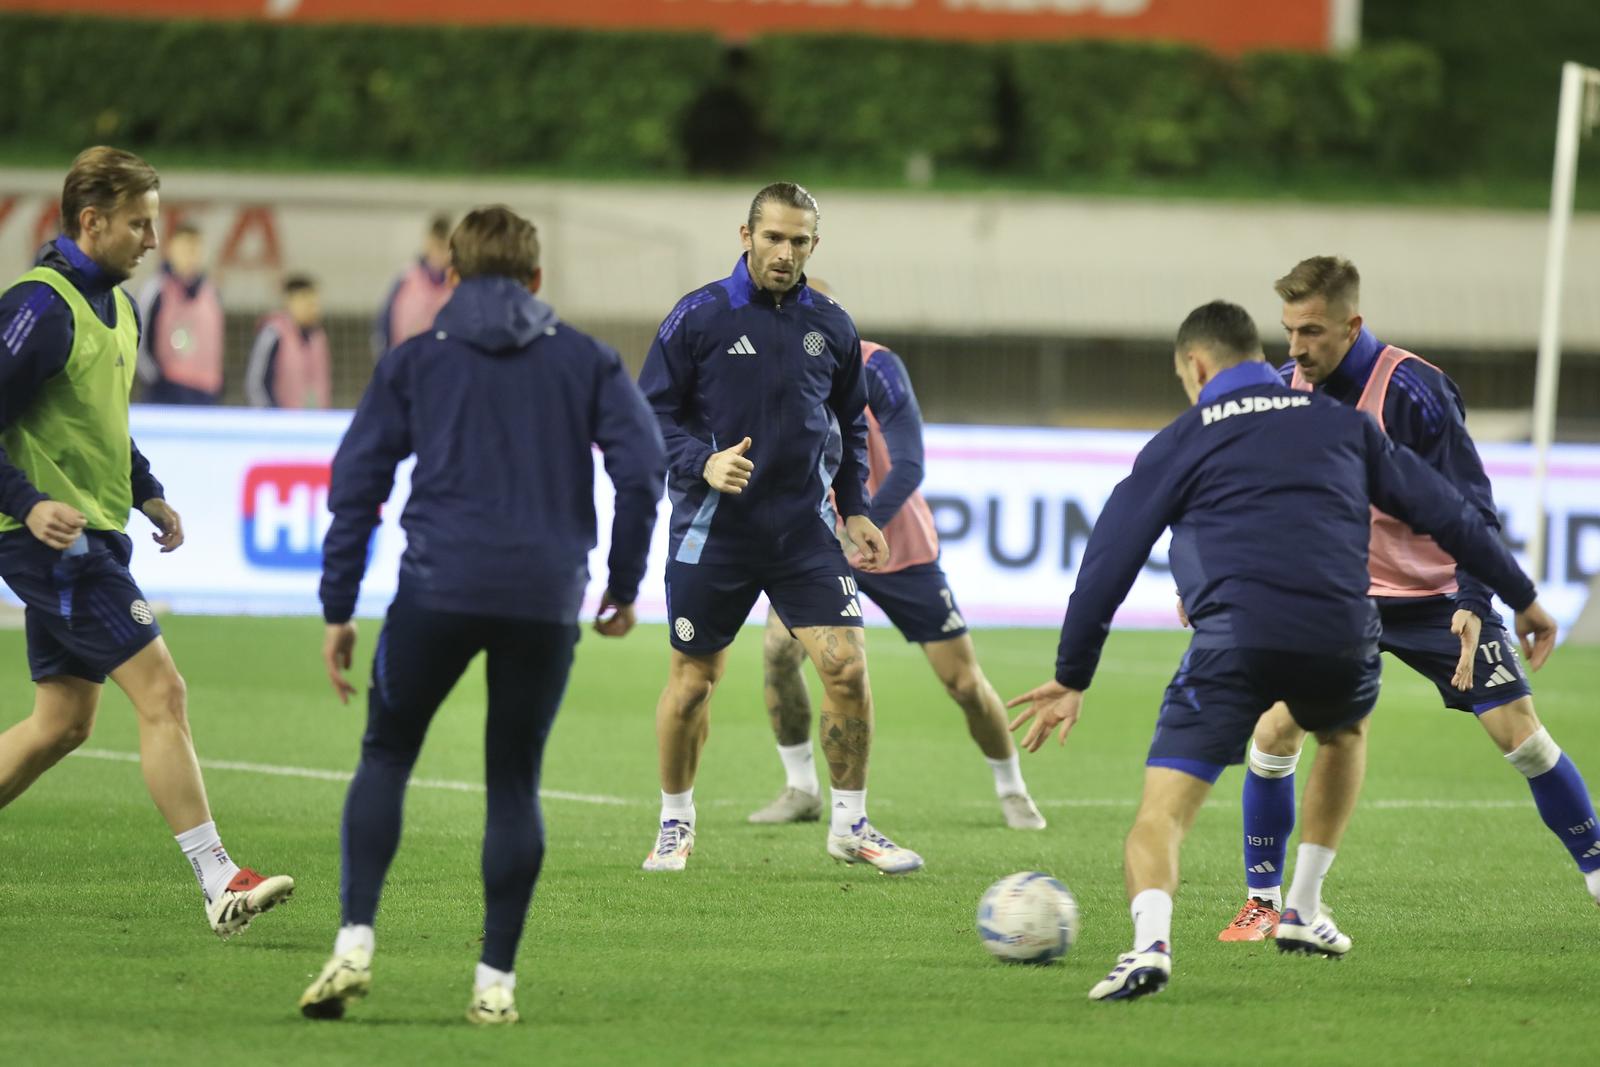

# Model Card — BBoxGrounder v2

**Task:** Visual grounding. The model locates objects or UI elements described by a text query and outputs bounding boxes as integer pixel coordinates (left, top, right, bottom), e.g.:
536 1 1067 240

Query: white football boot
207 868 295 939
467 981 519 1025
299 947 372 1020
826 819 923 874
747 787 823 824
1088 941 1171 1002
1000 794 1047 830
641 819 695 872
1274 907 1351 957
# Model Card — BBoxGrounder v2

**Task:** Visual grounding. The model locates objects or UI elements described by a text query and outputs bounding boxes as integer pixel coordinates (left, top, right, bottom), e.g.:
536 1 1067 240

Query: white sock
1585 868 1600 904
660 789 695 827
335 924 374 957
985 752 1027 798
777 741 820 796
829 787 866 836
1252 886 1284 909
1130 889 1173 952
1285 843 1337 919
175 820 240 904
475 962 515 991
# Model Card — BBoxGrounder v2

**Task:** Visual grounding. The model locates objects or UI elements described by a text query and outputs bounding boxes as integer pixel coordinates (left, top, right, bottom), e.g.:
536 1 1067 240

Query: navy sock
1243 767 1295 895
1527 754 1600 873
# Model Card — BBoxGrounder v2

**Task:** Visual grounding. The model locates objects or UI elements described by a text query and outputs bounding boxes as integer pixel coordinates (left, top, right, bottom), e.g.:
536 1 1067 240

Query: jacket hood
433 275 558 354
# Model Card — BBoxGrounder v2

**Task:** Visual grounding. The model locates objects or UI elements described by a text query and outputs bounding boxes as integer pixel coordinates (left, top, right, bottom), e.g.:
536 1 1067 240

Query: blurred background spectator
245 273 330 410
135 220 224 405
371 212 453 361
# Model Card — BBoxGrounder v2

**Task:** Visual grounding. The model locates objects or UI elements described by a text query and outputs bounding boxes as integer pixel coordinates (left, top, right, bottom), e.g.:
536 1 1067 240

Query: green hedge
0 15 721 172
1365 0 1600 178
1011 39 1443 179
746 35 1002 170
0 13 1447 182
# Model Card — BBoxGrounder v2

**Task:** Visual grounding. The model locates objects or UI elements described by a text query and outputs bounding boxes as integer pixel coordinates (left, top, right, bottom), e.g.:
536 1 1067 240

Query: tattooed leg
762 608 813 747
794 626 872 790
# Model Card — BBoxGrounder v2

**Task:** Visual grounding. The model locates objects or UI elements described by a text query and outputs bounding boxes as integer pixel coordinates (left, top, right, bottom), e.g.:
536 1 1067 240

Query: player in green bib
0 147 293 936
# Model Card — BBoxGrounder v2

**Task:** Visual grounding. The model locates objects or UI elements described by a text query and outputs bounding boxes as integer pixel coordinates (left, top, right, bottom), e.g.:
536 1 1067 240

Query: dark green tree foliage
746 35 1001 170
0 13 1461 182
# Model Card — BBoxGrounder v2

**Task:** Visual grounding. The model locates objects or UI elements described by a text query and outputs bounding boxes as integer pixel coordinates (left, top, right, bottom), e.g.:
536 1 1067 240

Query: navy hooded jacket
320 275 666 625
637 256 870 565
1054 360 1536 691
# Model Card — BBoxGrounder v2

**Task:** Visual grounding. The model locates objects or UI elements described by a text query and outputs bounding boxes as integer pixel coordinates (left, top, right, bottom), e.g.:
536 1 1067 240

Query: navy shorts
1147 645 1381 782
854 560 969 644
0 531 161 684
1378 598 1531 713
665 529 862 655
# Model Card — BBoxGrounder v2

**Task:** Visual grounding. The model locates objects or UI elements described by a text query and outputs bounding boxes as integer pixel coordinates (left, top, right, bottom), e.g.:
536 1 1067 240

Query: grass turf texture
1 616 1595 1065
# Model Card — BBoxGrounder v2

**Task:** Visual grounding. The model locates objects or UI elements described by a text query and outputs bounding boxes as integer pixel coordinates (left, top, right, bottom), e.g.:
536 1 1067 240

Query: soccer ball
976 871 1079 964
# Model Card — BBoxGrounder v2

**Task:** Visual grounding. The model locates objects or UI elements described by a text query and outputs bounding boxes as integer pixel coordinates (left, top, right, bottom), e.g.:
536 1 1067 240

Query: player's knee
1253 703 1304 755
41 715 93 756
139 670 190 727
762 628 805 675
816 656 868 706
663 668 717 719
940 665 986 711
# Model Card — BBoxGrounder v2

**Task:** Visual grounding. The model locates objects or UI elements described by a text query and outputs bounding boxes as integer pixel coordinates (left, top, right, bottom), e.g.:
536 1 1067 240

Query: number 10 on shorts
838 575 862 617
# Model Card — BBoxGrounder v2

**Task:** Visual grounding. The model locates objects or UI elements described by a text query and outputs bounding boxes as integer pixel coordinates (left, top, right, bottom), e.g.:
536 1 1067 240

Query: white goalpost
1531 61 1600 583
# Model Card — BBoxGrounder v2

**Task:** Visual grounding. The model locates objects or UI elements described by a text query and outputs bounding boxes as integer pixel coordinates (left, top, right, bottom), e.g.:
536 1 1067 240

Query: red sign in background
6 1 1335 55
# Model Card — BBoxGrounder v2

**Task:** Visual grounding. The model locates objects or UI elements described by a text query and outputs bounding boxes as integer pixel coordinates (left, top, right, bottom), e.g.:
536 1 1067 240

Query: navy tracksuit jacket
320 275 666 623
637 256 870 565
1054 360 1536 691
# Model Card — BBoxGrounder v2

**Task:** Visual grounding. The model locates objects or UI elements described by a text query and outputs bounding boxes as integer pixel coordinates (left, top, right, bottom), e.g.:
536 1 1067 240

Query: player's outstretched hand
323 621 359 704
141 498 185 553
594 591 636 637
1449 608 1482 691
1176 595 1190 628
1005 680 1084 753
24 500 85 551
703 437 754 494
844 515 890 572
1515 600 1558 672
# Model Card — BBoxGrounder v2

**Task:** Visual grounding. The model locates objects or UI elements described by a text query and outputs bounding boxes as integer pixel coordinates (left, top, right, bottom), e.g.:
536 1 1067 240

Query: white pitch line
68 749 1552 813
69 748 630 806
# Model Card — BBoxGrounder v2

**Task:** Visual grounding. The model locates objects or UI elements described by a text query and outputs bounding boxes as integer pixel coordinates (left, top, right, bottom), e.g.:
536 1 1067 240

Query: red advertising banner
6 1 1340 55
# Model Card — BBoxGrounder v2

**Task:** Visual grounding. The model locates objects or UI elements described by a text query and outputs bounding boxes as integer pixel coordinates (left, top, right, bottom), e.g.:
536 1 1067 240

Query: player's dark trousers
339 589 578 971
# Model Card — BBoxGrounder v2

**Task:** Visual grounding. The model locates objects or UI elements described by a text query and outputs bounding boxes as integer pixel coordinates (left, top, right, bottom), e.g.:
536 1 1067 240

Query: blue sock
1526 754 1600 873
1242 760 1295 899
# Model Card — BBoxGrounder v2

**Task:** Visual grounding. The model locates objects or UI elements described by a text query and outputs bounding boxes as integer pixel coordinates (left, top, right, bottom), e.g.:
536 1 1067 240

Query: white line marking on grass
71 749 1548 813
68 748 630 806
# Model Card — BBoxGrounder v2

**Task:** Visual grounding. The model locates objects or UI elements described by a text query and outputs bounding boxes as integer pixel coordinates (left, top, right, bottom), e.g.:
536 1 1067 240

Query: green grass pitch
1 616 1596 1065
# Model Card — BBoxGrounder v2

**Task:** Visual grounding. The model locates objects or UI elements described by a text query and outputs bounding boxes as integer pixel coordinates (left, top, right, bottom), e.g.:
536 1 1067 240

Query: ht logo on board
241 463 334 568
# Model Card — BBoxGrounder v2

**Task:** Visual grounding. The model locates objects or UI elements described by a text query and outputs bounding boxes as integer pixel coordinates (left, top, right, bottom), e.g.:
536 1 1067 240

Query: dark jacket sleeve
371 275 401 359
320 350 413 623
0 281 72 523
1055 430 1181 690
638 307 715 484
863 348 925 530
591 344 666 605
244 324 281 408
828 331 871 520
124 299 163 509
135 277 165 387
1363 419 1535 612
129 439 164 510
1382 362 1501 617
